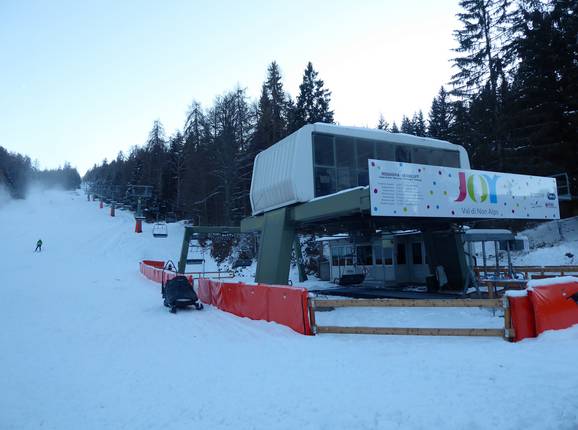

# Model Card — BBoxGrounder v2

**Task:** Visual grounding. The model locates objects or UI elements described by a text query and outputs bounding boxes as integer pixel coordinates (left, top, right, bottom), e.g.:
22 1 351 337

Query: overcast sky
0 0 461 174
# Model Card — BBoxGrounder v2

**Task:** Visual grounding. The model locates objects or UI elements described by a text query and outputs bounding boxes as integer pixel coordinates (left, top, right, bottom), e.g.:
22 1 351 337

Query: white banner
369 159 560 220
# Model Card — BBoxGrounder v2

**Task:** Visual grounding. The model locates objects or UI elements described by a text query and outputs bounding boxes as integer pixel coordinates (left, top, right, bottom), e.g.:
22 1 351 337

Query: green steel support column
255 207 295 285
293 236 308 283
177 227 193 273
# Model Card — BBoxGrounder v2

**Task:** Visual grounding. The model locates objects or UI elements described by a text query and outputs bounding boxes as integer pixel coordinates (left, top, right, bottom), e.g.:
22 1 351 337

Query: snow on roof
463 229 515 241
527 276 578 289
315 234 349 242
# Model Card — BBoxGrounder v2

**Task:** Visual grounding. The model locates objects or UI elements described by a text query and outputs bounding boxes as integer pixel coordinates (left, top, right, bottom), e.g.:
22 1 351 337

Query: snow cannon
161 262 203 314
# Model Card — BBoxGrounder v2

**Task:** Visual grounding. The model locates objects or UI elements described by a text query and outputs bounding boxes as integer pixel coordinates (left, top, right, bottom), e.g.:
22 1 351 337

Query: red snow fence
140 260 191 284
528 277 578 336
140 261 311 335
507 276 578 341
197 279 312 335
507 294 536 342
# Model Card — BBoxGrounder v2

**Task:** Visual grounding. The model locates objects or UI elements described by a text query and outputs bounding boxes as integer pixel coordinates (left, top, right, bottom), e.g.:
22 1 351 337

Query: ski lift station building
250 123 470 215
241 123 558 288
244 123 474 287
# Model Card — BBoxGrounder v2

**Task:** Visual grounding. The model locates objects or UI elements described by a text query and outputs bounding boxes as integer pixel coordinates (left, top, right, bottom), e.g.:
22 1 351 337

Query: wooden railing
474 266 578 279
308 297 513 340
473 266 578 298
183 270 235 279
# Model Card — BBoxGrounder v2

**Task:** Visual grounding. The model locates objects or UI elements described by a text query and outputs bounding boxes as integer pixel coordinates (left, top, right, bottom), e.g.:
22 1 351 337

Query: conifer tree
428 87 452 140
400 115 414 134
376 114 389 131
412 111 427 136
265 61 288 143
291 62 334 131
451 0 515 169
451 0 514 98
507 0 578 182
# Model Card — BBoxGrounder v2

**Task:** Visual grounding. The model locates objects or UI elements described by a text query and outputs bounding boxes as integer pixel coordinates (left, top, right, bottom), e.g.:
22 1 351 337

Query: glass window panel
331 247 340 266
395 146 412 163
357 170 369 187
412 242 423 265
336 167 356 191
433 149 461 168
313 134 335 166
373 246 383 265
344 246 354 266
335 136 356 167
314 167 336 197
334 136 356 191
356 246 373 266
383 247 393 265
356 140 375 169
376 143 395 161
411 147 460 168
397 243 406 265
411 147 431 165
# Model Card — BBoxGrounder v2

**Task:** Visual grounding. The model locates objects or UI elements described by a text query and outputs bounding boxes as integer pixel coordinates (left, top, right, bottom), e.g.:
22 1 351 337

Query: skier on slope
34 239 43 252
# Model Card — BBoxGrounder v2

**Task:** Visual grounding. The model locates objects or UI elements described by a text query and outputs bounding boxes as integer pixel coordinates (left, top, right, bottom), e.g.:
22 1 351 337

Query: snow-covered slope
1 189 577 430
512 217 578 266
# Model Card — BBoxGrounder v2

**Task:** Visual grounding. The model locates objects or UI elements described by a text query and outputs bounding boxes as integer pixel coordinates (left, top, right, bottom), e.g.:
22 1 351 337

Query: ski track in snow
1 189 577 430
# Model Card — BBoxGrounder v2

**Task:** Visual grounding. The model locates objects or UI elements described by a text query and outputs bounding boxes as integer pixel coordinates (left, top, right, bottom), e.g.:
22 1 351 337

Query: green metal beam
185 225 241 234
255 207 295 285
292 187 371 223
240 215 264 233
177 227 194 273
241 188 373 284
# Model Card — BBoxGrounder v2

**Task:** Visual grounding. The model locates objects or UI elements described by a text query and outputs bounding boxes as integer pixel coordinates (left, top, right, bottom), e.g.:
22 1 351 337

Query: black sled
161 270 203 314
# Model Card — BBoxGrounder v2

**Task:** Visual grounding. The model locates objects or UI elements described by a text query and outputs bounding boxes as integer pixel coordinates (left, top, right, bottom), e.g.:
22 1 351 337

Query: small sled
161 269 203 314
